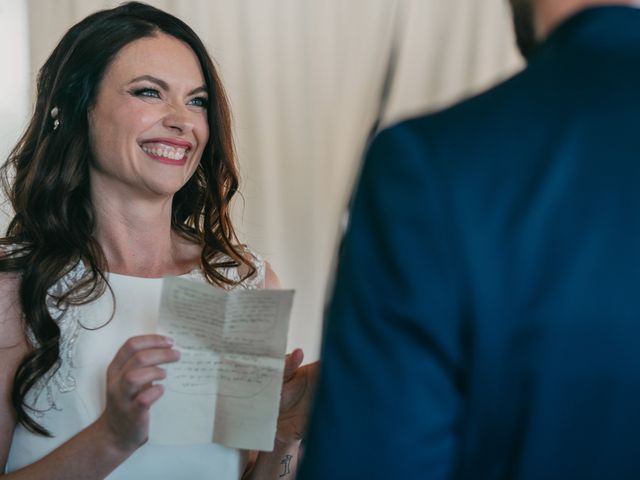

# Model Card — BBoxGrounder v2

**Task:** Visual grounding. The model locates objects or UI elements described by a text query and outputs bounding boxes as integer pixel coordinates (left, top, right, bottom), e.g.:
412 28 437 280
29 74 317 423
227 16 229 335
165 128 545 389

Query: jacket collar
530 5 640 60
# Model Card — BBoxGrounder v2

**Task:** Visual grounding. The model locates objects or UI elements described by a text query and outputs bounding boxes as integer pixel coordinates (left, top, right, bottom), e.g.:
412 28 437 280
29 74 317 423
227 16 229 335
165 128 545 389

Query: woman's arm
0 272 179 479
2 421 134 479
243 438 302 480
0 273 30 472
2 334 179 479
244 350 317 480
242 264 319 479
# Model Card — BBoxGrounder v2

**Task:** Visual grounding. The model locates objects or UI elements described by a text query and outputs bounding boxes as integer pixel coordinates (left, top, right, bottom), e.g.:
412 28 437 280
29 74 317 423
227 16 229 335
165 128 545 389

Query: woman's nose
162 104 193 134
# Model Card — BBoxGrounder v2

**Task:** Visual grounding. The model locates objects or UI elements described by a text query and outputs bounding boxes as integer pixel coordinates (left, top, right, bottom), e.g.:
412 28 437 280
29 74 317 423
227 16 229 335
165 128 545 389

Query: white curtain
6 0 523 360
386 0 522 123
0 0 30 225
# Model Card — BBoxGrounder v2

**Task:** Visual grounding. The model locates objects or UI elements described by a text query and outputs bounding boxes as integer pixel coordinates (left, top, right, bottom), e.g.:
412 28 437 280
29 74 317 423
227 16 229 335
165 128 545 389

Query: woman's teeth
141 143 187 161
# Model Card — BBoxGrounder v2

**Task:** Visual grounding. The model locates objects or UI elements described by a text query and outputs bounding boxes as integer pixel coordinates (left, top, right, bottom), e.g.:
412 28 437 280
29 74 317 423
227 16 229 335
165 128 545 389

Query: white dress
6 253 265 479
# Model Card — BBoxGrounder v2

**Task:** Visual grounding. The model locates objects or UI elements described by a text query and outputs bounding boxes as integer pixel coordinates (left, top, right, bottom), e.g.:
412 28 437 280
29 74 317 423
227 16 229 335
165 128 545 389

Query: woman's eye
189 96 209 108
133 88 160 99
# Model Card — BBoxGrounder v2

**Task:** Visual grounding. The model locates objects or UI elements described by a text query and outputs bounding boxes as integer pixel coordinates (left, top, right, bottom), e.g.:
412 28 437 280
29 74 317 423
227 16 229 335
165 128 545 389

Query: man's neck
535 0 637 39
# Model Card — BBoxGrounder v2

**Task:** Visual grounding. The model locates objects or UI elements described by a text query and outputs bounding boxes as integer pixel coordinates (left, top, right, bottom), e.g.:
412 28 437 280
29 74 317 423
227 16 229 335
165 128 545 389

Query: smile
141 142 188 161
139 139 193 165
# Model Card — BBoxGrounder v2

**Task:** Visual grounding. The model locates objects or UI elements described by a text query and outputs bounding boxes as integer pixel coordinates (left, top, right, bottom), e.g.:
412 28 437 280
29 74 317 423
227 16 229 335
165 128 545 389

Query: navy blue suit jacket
299 7 640 480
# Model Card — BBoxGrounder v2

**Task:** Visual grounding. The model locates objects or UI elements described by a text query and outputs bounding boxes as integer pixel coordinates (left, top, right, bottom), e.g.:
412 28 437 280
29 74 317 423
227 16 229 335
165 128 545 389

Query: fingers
101 336 180 452
120 347 180 375
280 360 320 409
107 335 180 405
276 360 320 443
121 366 168 398
134 383 165 410
283 348 304 382
109 335 175 373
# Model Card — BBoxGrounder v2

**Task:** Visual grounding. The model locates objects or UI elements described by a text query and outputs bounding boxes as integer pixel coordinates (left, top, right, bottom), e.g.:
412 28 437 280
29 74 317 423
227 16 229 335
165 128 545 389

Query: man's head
508 0 538 59
509 0 640 59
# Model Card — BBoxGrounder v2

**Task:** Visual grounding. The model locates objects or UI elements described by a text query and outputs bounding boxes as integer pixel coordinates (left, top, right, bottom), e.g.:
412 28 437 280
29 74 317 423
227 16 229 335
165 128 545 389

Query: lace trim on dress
24 248 265 414
24 261 86 416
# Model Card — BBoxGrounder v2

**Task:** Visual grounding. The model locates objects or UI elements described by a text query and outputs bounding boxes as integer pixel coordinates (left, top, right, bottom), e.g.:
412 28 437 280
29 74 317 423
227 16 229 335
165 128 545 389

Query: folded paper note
149 276 295 451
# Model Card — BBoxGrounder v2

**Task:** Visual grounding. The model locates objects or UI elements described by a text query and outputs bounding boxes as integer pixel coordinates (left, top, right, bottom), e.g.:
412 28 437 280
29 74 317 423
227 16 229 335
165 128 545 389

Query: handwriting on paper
150 275 294 451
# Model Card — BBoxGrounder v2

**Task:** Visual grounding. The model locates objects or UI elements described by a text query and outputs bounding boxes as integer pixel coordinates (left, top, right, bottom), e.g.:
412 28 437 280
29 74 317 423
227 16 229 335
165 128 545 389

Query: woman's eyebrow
128 75 207 96
188 85 208 96
128 74 169 90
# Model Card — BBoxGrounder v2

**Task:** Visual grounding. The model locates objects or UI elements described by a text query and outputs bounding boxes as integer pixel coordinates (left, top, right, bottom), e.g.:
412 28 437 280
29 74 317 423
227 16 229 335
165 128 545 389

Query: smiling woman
88 34 210 214
0 2 316 479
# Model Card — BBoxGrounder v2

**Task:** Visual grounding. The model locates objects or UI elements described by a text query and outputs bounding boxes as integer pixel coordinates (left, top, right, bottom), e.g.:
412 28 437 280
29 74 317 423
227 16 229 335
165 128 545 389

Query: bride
0 3 316 479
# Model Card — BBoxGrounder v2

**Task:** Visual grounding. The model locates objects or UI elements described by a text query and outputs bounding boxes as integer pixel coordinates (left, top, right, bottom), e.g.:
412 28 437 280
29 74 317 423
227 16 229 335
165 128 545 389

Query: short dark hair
508 0 538 59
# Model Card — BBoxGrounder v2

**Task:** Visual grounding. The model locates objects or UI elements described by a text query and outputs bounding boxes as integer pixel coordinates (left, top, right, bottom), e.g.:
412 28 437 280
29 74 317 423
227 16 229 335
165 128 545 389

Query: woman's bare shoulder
0 272 27 349
0 272 28 471
263 262 281 289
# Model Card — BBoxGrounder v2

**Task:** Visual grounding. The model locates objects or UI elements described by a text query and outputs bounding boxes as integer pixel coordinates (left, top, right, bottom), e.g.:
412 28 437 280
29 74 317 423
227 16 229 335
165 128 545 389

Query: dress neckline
106 268 201 280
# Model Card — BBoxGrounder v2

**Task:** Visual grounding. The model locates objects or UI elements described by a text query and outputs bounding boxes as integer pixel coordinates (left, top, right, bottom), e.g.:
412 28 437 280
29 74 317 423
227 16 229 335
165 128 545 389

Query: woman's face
88 33 209 200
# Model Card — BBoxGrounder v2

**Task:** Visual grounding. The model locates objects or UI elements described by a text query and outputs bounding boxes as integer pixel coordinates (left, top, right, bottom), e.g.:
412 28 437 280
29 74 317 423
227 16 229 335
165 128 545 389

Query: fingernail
164 336 175 346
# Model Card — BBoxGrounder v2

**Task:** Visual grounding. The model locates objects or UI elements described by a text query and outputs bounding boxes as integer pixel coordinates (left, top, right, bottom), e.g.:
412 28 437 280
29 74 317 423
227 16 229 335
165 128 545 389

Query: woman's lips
140 140 192 164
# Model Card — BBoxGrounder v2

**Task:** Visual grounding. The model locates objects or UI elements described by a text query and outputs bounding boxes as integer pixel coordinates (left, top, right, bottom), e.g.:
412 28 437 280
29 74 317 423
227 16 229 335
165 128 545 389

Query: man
298 1 640 478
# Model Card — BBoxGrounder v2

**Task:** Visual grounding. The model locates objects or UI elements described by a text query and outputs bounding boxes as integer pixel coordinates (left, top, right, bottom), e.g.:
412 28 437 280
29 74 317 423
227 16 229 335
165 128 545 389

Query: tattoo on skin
279 454 293 477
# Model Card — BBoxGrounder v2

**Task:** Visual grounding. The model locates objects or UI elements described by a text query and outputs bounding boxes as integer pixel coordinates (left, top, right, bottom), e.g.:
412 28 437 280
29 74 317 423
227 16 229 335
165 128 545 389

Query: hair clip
51 106 60 131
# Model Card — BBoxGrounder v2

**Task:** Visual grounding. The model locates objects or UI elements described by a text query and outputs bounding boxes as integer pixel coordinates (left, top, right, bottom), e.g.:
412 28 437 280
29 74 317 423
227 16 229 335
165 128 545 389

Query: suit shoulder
371 66 556 174
388 64 538 139
369 117 430 155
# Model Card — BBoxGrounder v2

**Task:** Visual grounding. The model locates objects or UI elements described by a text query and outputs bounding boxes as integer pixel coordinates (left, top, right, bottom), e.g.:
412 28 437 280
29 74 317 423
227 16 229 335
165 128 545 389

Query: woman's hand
241 350 321 479
275 349 320 447
96 334 180 454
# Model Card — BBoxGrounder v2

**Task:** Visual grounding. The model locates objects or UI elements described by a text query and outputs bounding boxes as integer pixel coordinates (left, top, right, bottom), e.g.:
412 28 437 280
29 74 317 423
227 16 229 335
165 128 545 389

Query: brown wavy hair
0 2 255 436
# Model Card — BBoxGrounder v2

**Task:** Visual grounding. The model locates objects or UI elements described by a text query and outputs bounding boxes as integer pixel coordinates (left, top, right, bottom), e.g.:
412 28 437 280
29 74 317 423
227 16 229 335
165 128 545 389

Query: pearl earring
51 106 60 131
